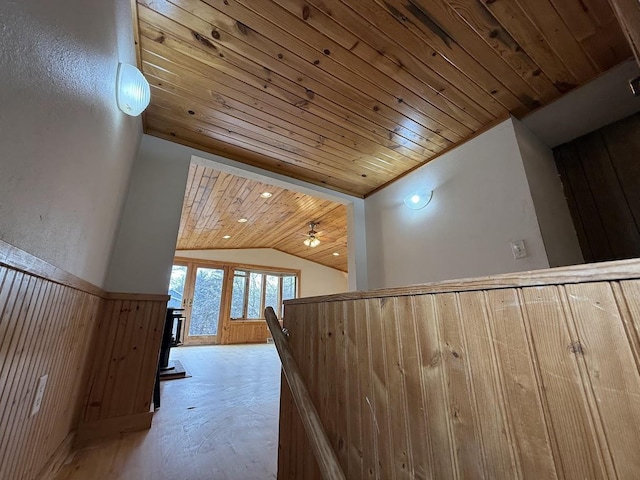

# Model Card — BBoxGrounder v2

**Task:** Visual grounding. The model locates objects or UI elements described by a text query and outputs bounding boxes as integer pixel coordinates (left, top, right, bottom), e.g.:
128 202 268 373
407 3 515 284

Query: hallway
55 345 280 480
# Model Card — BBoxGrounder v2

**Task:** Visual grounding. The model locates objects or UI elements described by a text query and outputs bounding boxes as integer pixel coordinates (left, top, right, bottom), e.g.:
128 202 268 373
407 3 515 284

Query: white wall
106 135 191 294
512 118 584 267
365 119 551 289
177 249 348 298
522 59 640 147
0 0 142 286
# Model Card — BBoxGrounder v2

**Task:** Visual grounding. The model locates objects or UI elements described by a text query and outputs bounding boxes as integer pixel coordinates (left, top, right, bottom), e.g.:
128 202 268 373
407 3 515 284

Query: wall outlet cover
511 240 528 259
30 374 48 417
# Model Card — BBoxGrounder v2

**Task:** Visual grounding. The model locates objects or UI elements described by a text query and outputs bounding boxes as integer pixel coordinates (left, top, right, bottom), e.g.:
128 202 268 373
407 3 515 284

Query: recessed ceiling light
260 192 273 198
238 218 248 223
332 252 340 256
222 235 231 239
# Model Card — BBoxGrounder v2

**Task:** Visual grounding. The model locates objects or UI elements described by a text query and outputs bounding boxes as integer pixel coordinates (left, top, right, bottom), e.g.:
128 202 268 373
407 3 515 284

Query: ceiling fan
303 221 322 248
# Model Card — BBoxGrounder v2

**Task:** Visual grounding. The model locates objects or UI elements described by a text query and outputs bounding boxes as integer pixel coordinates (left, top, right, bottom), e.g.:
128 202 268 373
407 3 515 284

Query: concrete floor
55 344 281 480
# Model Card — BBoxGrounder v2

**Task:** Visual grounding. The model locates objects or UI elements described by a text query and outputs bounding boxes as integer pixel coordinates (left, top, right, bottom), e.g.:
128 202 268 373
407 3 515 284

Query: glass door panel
168 265 188 309
281 275 297 317
246 272 263 319
189 267 225 337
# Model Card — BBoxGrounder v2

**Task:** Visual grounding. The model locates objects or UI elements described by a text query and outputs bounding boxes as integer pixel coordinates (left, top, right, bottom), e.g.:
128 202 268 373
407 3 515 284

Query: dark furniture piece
154 308 186 409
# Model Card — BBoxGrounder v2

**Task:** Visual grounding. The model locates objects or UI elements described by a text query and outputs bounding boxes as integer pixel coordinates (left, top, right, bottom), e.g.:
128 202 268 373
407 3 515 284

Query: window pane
281 275 297 318
168 265 187 309
247 272 263 318
230 272 247 319
190 267 224 336
264 275 279 312
282 275 297 301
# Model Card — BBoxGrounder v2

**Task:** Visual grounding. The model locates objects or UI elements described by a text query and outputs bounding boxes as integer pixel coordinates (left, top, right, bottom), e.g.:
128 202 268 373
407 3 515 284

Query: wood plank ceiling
136 0 630 197
177 163 349 271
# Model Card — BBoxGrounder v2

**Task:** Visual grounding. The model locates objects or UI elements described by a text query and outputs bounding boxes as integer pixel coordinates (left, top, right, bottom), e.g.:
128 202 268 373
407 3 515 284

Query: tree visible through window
168 265 187 309
230 269 298 319
190 267 224 336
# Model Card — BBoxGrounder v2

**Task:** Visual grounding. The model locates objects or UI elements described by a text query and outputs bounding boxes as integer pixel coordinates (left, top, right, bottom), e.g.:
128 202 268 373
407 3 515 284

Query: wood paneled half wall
278 259 640 479
0 240 168 480
77 292 170 444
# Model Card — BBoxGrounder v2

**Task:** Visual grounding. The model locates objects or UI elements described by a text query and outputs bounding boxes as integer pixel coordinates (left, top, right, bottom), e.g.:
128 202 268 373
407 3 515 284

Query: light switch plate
511 240 527 259
31 374 48 417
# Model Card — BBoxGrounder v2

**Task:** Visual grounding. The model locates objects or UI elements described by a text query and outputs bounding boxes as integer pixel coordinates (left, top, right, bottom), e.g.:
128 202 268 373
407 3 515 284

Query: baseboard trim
75 411 154 447
34 431 76 480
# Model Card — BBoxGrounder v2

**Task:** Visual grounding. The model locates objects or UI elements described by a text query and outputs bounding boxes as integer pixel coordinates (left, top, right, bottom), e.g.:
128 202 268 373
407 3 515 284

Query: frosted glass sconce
116 63 150 116
404 190 433 210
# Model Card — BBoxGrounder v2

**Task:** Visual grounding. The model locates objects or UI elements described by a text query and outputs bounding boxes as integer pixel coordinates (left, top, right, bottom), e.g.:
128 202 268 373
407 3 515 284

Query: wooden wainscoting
278 260 640 479
223 320 270 344
0 240 169 479
77 292 169 444
0 250 102 480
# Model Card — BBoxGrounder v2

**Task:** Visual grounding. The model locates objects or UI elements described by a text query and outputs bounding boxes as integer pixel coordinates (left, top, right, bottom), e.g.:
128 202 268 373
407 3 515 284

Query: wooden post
609 0 640 66
264 307 346 480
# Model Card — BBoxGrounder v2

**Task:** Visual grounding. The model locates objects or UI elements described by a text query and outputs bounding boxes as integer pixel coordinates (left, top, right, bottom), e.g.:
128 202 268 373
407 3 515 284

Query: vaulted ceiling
135 0 630 197
177 163 348 271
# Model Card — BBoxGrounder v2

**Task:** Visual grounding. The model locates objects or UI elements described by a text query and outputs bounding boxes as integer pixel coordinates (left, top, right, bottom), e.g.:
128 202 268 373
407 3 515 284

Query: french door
168 258 300 345
168 263 226 345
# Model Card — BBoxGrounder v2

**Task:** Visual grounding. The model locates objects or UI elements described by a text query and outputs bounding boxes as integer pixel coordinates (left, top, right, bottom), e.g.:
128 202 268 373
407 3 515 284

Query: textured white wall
176 249 348 298
522 59 640 147
513 118 584 267
0 0 142 286
365 119 550 289
106 135 191 294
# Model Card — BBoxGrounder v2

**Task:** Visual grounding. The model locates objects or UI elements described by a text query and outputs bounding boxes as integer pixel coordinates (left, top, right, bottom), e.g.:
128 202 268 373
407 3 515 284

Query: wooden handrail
265 307 346 480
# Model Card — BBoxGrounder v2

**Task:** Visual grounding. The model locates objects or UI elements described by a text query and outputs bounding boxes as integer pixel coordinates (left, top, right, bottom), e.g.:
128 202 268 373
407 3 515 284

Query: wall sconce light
404 190 433 210
116 63 150 116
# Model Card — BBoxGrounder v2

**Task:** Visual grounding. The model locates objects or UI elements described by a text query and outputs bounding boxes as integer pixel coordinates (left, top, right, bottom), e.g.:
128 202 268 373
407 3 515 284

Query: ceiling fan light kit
304 221 321 248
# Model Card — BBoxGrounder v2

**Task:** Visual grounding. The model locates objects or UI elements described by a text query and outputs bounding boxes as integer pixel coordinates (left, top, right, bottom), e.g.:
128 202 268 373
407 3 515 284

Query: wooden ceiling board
138 0 456 154
140 42 430 168
138 4 458 167
177 164 349 271
170 0 473 142
148 90 400 181
136 0 630 196
332 0 529 112
294 0 504 121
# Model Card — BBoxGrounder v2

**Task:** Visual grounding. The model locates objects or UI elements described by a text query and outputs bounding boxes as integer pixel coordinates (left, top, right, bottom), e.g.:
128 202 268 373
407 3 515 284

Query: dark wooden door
554 112 640 263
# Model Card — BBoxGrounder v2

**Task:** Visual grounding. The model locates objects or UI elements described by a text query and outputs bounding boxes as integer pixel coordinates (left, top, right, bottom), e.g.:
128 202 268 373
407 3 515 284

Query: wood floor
55 344 280 480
